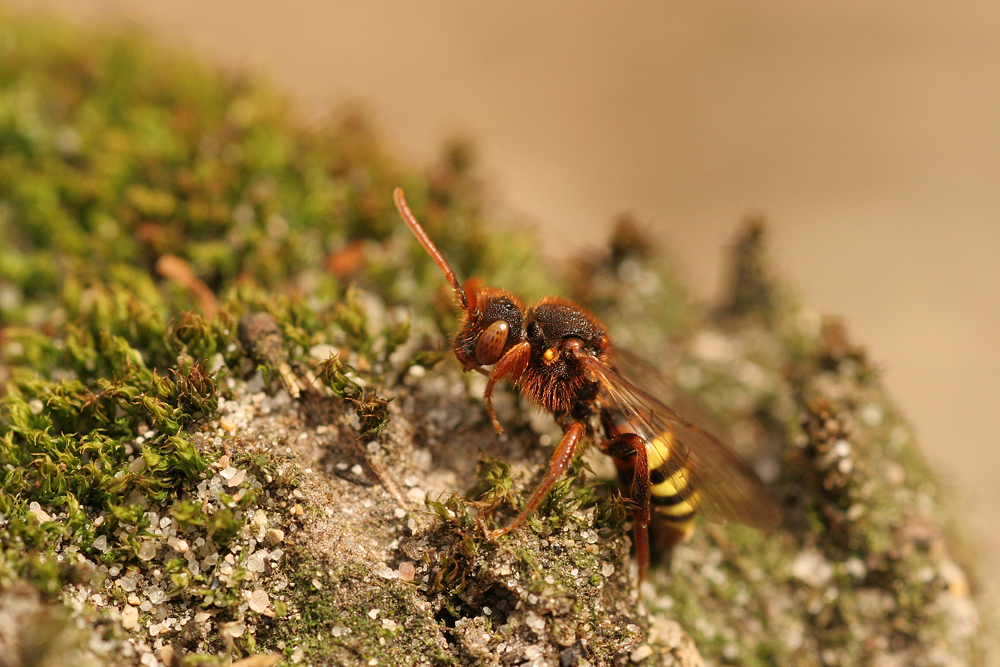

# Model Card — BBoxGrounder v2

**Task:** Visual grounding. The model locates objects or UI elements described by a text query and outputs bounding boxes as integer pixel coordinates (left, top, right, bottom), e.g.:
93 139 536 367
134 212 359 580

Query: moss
0 9 560 664
623 223 993 667
266 559 457 667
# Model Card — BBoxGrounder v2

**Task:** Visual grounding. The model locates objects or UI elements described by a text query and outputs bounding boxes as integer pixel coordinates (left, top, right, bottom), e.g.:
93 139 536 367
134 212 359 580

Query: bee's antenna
393 187 469 312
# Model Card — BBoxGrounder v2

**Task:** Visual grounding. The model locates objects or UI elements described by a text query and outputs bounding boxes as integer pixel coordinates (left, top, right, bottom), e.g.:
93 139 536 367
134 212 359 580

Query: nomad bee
394 188 779 580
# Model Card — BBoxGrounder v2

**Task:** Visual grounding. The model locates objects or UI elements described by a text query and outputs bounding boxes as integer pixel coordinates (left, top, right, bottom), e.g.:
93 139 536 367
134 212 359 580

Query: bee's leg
483 341 531 433
485 420 585 540
631 440 651 586
601 433 651 585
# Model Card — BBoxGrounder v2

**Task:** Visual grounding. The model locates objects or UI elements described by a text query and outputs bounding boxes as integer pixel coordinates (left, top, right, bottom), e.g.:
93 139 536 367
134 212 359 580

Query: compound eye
475 320 509 365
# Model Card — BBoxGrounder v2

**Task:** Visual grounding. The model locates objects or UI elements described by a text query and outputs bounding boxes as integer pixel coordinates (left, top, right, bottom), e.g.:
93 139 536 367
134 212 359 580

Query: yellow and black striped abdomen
646 432 699 541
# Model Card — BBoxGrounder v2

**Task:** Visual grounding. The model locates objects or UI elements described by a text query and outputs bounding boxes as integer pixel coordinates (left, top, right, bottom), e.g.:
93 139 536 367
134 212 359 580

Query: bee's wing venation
578 356 781 530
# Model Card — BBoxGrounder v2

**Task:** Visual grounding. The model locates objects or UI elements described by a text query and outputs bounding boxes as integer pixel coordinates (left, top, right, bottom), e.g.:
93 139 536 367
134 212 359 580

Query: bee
394 188 780 580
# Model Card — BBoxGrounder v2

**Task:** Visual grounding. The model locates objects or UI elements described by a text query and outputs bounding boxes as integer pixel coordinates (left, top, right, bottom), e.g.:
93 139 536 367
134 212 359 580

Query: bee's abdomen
646 434 699 532
607 415 700 548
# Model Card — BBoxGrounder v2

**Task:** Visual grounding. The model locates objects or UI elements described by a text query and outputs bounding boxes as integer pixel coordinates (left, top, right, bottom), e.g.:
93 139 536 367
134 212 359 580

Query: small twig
348 438 412 512
155 254 218 319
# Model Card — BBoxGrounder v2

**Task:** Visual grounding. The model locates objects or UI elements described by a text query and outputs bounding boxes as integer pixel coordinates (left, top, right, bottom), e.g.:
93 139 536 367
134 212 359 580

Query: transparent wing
578 355 781 529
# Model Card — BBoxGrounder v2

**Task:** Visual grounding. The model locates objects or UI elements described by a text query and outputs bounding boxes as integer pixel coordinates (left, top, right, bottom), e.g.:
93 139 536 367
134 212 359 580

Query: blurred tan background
8 1 998 596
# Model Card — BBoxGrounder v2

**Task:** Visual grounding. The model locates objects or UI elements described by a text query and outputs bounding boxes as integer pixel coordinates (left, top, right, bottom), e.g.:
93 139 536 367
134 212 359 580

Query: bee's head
452 287 524 371
394 188 524 371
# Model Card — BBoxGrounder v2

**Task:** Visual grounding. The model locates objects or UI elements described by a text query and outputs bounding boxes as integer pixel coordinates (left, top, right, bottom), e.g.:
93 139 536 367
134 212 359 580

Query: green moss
0 7 565 664
267 559 457 666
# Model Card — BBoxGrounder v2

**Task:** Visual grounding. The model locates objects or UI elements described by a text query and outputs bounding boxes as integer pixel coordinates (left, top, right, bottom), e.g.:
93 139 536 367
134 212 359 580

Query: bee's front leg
482 341 531 433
